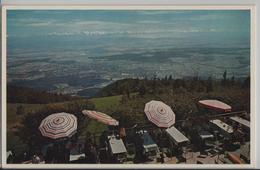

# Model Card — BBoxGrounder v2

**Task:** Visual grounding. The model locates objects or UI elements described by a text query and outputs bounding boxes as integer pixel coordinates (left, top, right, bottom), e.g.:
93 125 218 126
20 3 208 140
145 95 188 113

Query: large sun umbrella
198 99 231 112
144 100 175 128
39 112 77 140
82 110 119 126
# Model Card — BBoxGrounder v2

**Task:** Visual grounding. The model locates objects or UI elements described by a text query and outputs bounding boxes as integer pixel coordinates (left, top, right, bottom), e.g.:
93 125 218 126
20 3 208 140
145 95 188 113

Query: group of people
23 137 99 164
44 142 71 163
8 124 174 164
84 137 99 163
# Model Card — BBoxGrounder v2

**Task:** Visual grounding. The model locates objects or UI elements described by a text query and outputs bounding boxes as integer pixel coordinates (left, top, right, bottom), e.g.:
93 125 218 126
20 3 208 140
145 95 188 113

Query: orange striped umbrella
82 110 119 126
39 112 77 140
144 100 175 128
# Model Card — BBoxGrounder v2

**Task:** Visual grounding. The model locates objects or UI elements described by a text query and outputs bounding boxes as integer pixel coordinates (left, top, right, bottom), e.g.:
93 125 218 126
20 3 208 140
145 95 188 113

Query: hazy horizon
6 10 251 95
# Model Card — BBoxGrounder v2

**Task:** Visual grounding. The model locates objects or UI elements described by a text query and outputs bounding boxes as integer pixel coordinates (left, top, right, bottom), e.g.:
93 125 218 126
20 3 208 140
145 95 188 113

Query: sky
7 10 250 56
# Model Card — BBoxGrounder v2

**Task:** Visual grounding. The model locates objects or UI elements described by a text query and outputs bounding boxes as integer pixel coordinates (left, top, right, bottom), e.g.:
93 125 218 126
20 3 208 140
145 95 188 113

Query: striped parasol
82 110 119 126
198 99 232 112
144 100 175 128
39 112 77 140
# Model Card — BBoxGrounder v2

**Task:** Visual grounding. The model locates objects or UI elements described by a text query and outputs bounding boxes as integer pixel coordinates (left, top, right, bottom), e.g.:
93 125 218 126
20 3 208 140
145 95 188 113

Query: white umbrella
144 100 175 128
39 112 77 139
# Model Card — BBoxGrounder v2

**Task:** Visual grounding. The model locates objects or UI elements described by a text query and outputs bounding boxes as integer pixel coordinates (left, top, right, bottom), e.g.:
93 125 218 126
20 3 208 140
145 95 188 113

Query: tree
222 70 227 86
16 105 25 115
162 75 170 86
123 84 130 99
168 75 173 81
138 84 146 97
164 75 168 81
120 93 128 104
152 74 157 93
243 76 250 88
231 74 235 86
206 76 213 93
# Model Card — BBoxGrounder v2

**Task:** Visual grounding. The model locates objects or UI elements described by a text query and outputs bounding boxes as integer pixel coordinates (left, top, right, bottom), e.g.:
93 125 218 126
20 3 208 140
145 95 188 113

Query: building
229 116 250 131
136 130 159 161
165 126 189 146
198 130 214 141
240 142 250 163
107 135 127 163
209 119 233 137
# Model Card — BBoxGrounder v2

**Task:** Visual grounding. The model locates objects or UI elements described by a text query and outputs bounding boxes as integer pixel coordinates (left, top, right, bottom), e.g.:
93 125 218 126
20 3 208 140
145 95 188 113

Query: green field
89 94 122 112
7 95 123 131
7 94 124 153
81 93 139 137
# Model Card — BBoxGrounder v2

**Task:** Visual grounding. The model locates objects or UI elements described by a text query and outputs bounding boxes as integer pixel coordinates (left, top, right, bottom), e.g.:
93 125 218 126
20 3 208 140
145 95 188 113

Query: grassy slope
89 94 122 112
7 100 88 129
78 95 123 140
7 95 123 151
8 93 135 130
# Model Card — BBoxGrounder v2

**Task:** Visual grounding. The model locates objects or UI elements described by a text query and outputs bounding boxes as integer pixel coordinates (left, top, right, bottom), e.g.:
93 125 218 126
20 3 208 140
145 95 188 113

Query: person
53 142 66 163
84 140 92 163
104 141 109 163
135 132 144 163
119 127 127 145
23 152 27 162
64 141 71 163
45 146 54 163
78 143 82 153
59 143 67 163
89 145 98 163
32 154 41 164
52 143 59 163
160 152 165 164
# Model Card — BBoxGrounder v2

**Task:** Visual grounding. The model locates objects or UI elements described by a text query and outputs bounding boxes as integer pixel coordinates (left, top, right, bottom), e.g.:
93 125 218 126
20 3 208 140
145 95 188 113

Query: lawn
89 94 122 112
79 95 124 141
89 93 138 112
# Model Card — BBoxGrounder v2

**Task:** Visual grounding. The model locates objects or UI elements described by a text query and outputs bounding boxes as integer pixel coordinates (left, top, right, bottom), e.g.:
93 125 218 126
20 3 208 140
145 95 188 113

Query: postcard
1 5 256 169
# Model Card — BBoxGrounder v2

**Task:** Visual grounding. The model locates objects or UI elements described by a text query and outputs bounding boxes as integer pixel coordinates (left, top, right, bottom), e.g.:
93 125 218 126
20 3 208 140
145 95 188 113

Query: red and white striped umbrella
144 100 175 128
82 110 119 126
198 100 232 112
39 112 77 140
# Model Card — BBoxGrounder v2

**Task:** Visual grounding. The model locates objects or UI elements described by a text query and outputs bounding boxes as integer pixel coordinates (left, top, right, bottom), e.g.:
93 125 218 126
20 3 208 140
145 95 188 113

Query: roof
166 126 189 144
210 119 233 133
143 144 158 149
108 135 127 154
198 130 214 140
143 144 158 152
142 131 156 146
240 142 250 160
70 153 85 161
230 116 250 128
7 151 12 158
199 100 231 112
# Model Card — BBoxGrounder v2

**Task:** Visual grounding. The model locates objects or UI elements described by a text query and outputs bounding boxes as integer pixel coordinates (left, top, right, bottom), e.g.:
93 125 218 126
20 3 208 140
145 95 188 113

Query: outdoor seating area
7 99 250 164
